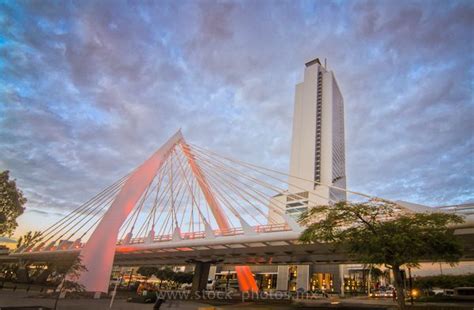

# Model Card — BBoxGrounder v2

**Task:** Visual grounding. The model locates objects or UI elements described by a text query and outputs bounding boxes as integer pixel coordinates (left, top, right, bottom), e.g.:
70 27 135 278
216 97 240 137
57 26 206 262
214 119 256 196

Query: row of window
314 71 323 187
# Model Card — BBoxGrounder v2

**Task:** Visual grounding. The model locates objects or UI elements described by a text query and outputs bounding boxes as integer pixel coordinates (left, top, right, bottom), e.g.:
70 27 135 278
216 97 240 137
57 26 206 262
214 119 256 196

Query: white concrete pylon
145 229 155 244
239 217 256 235
43 241 56 251
204 221 215 239
282 213 303 233
172 226 182 241
69 238 82 250
123 232 133 245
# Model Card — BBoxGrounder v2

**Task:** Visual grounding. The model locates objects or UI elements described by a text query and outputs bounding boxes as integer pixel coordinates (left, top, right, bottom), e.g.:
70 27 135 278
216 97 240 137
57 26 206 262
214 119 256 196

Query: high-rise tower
270 58 346 221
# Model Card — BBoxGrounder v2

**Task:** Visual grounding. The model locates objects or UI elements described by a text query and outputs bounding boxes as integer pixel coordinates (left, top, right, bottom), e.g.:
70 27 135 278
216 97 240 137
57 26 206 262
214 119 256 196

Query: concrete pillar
191 262 211 293
276 265 289 291
16 268 29 283
339 264 345 296
208 265 217 281
296 265 309 291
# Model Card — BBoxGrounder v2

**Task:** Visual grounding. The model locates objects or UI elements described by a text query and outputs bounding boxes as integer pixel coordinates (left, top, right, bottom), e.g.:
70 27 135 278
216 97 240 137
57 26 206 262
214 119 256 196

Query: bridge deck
9 227 474 266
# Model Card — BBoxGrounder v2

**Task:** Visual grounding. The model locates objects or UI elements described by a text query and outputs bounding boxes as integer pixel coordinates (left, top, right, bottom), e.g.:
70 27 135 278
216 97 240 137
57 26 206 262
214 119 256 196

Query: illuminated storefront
311 273 334 291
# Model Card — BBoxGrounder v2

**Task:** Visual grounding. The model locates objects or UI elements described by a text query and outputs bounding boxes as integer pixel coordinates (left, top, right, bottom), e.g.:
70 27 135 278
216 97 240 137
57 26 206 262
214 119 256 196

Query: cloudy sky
1 0 473 236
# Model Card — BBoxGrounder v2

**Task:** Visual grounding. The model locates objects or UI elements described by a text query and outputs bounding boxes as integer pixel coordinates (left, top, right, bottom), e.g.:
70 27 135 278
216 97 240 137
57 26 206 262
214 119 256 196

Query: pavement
0 290 212 310
1 290 473 310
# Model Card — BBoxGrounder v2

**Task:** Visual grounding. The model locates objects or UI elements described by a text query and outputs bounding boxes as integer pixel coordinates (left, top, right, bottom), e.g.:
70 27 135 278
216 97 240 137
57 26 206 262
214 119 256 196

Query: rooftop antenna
324 58 327 69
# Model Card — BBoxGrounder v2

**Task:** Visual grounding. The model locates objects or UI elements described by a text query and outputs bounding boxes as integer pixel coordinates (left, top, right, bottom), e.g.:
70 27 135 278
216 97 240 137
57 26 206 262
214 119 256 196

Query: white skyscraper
270 58 346 221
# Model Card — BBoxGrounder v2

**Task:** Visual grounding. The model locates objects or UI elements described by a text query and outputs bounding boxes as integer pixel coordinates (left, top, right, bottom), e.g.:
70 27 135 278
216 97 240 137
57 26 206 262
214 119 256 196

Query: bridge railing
115 223 292 246
255 223 290 233
13 223 294 253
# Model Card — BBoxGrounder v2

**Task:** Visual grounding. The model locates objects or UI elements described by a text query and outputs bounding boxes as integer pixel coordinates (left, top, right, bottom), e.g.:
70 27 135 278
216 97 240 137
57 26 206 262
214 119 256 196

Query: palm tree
16 231 41 249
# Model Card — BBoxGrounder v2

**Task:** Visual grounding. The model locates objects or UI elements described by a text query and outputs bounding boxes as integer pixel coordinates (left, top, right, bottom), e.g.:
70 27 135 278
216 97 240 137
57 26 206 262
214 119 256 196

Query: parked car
206 279 216 290
431 288 454 296
371 289 394 297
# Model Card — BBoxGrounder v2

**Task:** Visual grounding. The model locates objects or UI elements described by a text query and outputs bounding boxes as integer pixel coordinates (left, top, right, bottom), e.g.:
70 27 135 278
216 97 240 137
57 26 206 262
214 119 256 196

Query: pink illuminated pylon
180 141 258 293
76 130 258 293
77 131 184 293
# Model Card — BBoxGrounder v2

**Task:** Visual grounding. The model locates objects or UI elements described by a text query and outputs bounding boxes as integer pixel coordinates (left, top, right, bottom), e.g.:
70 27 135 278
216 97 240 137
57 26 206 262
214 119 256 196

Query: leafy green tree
51 256 87 310
155 267 175 288
137 266 179 288
299 199 464 310
16 231 42 249
414 274 474 290
370 267 384 282
172 271 193 285
370 267 391 284
0 171 27 236
11 231 42 283
137 266 158 281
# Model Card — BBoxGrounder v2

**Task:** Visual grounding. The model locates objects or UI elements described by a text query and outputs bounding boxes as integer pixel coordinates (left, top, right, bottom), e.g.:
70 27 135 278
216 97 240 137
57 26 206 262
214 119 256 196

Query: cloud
0 0 472 235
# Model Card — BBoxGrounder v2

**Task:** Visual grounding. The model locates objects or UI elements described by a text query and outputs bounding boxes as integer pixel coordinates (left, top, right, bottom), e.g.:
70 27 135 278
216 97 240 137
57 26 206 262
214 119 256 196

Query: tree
0 170 27 236
370 267 391 284
414 274 474 290
136 266 179 288
16 231 42 249
172 271 193 285
155 267 175 288
299 199 464 310
51 256 87 310
11 231 42 283
137 266 159 281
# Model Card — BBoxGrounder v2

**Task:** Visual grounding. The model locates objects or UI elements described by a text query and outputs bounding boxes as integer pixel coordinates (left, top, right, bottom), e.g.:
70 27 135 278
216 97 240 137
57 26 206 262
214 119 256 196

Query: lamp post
408 267 414 305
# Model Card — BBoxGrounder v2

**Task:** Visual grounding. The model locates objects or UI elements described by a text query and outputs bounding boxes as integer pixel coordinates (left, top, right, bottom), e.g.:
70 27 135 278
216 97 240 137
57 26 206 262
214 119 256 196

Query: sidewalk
0 290 213 310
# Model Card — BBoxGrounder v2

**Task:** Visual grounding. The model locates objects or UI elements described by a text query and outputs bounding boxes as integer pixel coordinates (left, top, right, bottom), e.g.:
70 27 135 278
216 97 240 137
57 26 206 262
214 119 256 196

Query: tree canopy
299 199 464 309
172 271 193 284
137 266 158 278
16 231 42 249
414 274 474 290
0 170 27 236
136 266 192 287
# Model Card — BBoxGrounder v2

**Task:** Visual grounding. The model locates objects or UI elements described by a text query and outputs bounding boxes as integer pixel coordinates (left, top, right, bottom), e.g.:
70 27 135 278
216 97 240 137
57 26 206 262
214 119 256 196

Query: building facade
269 57 347 223
260 58 354 293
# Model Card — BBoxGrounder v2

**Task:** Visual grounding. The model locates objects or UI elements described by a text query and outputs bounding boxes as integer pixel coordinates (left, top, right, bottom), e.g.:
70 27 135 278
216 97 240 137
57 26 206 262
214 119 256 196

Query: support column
16 268 29 283
191 262 211 293
339 264 345 296
208 265 217 282
296 265 309 291
276 265 289 291
235 266 258 293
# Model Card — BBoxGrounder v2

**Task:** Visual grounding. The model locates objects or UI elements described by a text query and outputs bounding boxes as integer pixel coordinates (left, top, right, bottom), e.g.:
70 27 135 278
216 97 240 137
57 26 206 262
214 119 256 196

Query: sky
0 0 473 237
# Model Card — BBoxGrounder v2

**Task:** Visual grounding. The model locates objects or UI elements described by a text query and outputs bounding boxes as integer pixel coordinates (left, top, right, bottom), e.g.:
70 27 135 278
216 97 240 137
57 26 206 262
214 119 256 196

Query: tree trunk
392 265 405 310
53 276 65 310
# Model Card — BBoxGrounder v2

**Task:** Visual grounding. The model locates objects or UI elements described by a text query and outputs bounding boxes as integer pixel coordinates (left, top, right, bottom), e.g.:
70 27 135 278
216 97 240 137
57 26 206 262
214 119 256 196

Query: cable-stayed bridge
9 131 474 293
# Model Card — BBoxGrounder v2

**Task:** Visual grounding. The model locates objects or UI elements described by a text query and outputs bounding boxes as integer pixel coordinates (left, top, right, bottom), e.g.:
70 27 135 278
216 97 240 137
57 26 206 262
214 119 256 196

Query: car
371 289 394 298
206 279 216 290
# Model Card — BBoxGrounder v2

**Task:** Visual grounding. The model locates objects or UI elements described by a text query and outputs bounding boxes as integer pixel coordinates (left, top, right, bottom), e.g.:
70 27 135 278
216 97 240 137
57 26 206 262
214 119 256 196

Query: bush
414 274 474 289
